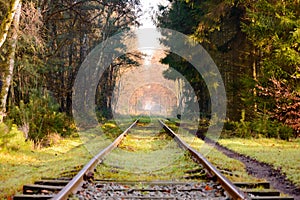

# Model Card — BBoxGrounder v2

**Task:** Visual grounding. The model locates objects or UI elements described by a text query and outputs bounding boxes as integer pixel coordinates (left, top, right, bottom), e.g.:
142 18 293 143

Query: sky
137 0 169 55
139 0 169 28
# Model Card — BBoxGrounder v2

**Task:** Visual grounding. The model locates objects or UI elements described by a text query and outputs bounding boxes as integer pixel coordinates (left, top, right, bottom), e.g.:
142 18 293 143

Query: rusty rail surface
159 119 247 200
52 119 139 200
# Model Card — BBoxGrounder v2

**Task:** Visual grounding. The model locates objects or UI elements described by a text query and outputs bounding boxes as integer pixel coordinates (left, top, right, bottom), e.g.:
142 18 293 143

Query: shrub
231 110 252 138
233 121 252 138
9 91 73 147
257 79 300 135
224 109 294 140
228 114 294 140
223 121 236 131
0 123 12 149
0 123 32 151
250 115 294 140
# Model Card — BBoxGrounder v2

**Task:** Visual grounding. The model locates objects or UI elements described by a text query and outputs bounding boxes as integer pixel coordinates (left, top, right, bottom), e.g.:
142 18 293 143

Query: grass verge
218 137 300 187
0 119 138 199
173 127 264 183
0 133 91 199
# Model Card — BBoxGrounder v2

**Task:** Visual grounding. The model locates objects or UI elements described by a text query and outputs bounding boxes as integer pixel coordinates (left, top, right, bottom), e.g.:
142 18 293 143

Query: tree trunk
252 49 258 112
0 0 21 49
0 1 22 122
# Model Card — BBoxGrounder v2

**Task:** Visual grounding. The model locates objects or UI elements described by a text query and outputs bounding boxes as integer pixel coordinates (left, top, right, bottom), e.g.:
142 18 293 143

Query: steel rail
52 119 139 200
159 120 247 200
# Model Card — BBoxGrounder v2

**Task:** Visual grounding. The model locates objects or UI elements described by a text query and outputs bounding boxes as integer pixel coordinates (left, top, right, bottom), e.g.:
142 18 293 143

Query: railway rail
158 120 246 200
13 119 295 200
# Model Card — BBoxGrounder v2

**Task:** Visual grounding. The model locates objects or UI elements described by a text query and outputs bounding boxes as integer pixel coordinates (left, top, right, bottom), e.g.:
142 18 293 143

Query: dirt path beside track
201 135 300 200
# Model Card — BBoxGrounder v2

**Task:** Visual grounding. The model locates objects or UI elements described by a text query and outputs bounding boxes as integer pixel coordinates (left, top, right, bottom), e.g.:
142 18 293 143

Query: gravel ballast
72 181 229 200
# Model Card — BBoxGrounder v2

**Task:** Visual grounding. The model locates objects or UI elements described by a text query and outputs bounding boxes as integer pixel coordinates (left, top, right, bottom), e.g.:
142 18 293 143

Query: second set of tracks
13 119 295 200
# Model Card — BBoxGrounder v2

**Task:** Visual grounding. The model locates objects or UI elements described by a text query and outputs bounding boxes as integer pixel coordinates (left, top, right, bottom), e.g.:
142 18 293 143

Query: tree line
156 0 299 139
0 0 299 146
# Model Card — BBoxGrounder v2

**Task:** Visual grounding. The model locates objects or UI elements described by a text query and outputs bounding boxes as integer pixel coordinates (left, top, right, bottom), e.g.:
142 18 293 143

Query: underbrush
0 123 33 151
8 91 75 148
223 112 294 140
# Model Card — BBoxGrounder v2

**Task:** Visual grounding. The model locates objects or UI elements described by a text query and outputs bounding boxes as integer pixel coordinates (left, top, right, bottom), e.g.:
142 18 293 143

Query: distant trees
156 0 299 136
96 53 143 119
41 0 141 115
156 1 211 118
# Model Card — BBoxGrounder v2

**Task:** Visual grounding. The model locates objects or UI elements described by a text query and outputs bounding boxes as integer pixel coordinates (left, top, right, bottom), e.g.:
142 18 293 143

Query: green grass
4 119 294 199
135 116 152 124
162 120 265 183
95 123 264 184
96 152 202 181
0 121 125 199
218 137 300 186
171 127 264 183
167 119 300 190
0 137 91 199
0 118 145 199
95 125 205 182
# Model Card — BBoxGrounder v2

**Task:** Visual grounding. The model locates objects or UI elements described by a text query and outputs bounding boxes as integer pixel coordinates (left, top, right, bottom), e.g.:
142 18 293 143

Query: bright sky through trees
139 0 168 28
138 0 169 60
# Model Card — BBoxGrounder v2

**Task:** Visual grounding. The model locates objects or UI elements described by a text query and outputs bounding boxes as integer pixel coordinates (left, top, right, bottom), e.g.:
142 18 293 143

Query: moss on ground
95 125 205 182
0 120 126 199
95 121 263 184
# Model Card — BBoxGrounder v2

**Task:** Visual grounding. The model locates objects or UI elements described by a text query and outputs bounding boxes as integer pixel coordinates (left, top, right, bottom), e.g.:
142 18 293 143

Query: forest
156 0 300 140
0 0 299 149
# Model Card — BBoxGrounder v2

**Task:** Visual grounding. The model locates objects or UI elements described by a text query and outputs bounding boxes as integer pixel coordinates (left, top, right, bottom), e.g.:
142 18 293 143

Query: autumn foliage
257 79 300 134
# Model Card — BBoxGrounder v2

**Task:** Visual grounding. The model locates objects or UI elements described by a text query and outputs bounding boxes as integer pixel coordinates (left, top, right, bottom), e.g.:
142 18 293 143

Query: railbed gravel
70 181 229 200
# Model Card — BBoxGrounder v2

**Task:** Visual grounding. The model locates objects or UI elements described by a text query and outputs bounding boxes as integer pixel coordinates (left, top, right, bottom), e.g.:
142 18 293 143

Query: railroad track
13 119 295 200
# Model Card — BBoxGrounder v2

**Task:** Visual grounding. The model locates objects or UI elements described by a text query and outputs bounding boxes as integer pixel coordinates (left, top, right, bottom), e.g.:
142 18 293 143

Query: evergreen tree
156 0 211 118
241 0 300 132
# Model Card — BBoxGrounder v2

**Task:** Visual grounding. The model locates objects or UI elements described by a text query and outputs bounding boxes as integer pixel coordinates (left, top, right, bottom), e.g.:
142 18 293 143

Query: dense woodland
156 0 300 139
0 0 299 147
0 0 141 146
